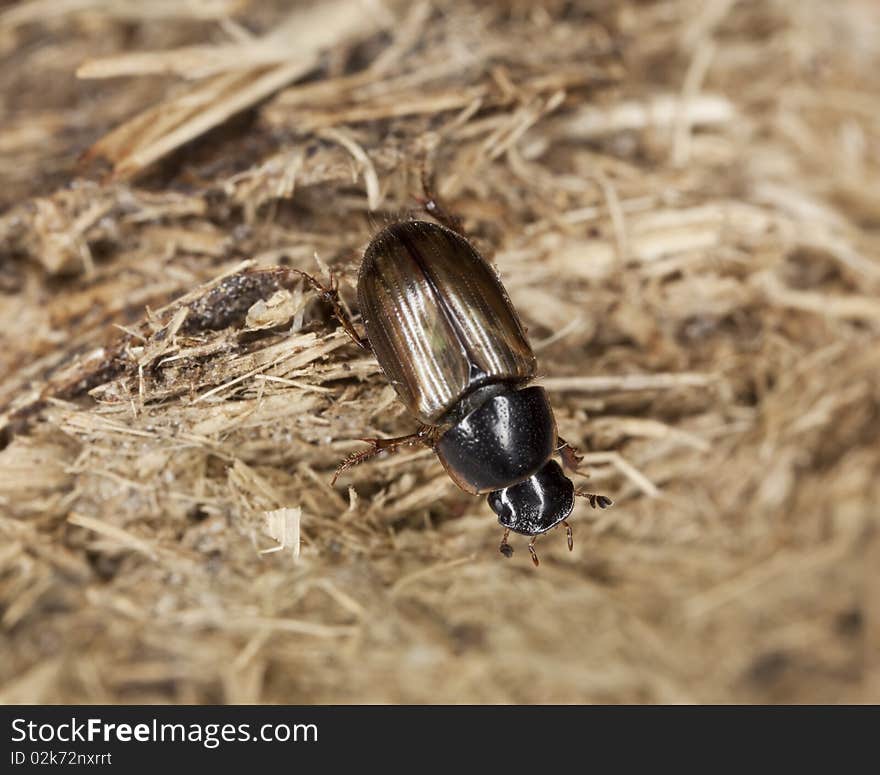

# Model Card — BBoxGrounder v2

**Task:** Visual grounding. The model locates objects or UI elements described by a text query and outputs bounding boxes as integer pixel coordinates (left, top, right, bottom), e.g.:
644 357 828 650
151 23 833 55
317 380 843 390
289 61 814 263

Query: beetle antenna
499 528 513 558
574 490 613 509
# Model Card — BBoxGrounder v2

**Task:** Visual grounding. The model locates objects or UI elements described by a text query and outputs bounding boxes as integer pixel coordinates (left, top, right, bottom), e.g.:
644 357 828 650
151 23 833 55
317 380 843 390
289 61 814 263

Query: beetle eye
487 490 513 522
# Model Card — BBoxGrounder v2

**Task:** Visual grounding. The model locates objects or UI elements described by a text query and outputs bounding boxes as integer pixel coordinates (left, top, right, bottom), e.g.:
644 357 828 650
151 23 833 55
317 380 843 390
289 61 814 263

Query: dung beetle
300 214 611 565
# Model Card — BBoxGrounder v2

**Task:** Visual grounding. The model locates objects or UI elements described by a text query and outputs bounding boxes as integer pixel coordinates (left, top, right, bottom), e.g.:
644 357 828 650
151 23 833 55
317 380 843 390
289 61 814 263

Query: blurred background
0 0 877 703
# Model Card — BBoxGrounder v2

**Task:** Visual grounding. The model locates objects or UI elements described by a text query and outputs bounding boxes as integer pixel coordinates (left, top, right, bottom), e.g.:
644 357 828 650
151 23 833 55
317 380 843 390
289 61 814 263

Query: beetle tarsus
331 447 378 486
289 267 369 350
499 528 513 558
331 427 435 485
528 536 540 567
557 436 584 474
575 490 613 509
418 167 465 236
563 519 573 551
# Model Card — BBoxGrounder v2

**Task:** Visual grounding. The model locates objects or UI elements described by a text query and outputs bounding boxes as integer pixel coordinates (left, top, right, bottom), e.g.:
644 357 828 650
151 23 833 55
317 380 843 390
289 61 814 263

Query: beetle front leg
556 435 584 474
559 437 613 508
331 425 436 485
528 535 540 567
289 268 369 351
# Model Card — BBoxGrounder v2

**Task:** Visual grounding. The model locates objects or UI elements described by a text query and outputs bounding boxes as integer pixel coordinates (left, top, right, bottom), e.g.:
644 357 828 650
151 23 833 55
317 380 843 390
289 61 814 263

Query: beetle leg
331 426 435 485
417 166 465 236
288 268 369 351
561 438 613 508
528 536 540 567
574 490 613 509
499 528 513 559
556 435 585 474
563 520 574 551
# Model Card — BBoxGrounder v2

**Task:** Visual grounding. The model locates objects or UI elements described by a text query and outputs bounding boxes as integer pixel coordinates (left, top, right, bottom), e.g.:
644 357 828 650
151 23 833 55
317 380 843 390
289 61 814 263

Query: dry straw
0 0 878 703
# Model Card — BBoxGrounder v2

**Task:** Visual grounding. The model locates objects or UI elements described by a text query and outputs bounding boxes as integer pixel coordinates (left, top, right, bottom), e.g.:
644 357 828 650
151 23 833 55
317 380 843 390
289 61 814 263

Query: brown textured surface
0 0 878 703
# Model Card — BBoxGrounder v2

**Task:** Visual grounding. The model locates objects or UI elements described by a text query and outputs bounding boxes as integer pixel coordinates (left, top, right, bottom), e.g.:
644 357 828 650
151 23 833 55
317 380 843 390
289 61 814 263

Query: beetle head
487 460 574 536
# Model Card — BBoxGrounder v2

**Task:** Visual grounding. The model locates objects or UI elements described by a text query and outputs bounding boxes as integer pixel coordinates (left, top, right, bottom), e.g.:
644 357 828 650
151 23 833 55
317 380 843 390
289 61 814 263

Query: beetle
299 215 611 565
